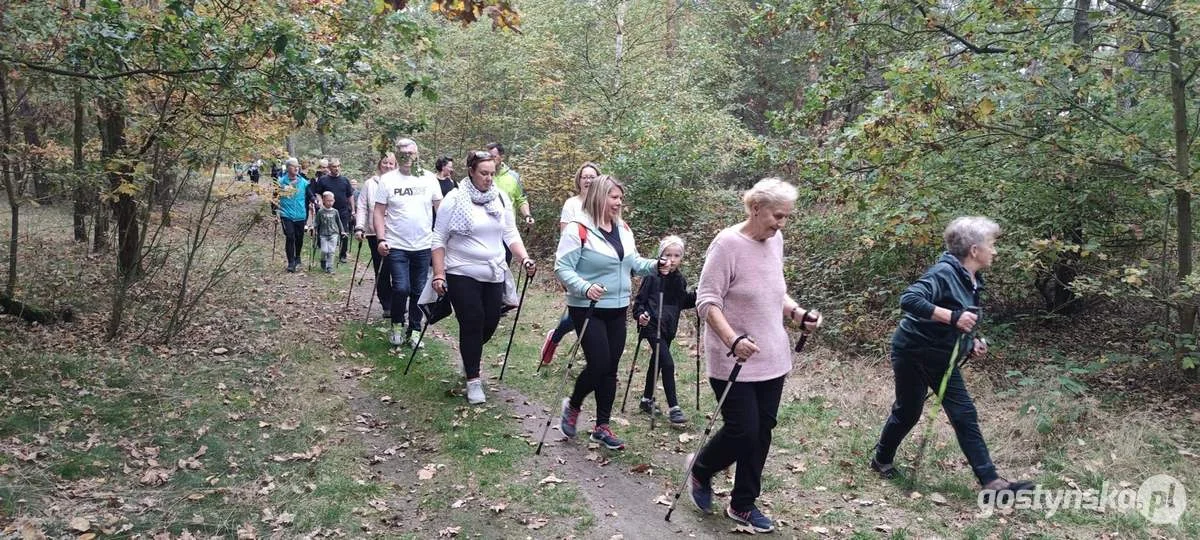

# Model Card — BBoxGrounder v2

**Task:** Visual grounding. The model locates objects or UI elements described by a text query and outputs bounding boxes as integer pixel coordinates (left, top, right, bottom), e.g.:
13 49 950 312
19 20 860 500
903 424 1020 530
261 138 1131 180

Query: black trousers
337 209 351 259
281 219 306 266
568 306 627 427
445 274 503 379
641 337 679 408
366 236 391 312
692 375 785 512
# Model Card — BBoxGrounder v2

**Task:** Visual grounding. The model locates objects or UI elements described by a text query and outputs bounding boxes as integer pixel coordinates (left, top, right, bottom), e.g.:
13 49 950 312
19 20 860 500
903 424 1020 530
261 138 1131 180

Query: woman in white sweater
354 153 397 316
431 151 537 404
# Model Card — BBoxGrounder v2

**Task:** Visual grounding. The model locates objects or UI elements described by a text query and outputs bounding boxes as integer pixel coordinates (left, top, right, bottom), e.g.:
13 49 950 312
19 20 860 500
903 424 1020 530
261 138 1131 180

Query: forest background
1 0 1199 537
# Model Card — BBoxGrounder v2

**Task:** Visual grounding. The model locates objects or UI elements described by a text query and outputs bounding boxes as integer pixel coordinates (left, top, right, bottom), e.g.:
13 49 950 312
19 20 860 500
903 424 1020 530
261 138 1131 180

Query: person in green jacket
554 174 665 451
487 142 534 230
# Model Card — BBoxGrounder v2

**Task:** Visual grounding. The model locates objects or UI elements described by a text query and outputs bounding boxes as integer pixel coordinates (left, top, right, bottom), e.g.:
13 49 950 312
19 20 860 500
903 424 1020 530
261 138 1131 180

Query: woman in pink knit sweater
686 178 823 533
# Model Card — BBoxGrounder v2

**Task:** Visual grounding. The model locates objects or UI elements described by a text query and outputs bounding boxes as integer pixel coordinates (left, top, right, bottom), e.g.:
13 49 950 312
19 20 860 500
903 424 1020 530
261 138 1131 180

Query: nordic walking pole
665 337 753 522
912 306 978 479
924 338 982 401
271 216 279 263
307 228 317 271
536 297 599 455
344 238 363 309
619 337 644 413
793 308 820 353
499 262 535 381
649 289 664 431
362 255 387 325
403 304 435 375
695 312 702 411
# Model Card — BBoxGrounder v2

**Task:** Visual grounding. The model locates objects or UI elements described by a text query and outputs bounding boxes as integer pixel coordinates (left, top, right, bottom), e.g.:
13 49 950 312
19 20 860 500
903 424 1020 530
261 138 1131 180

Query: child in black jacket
633 235 696 425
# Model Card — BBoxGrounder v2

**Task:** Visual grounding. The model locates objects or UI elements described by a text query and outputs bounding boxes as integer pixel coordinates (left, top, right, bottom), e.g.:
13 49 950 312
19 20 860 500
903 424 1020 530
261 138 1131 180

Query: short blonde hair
743 177 798 214
582 175 624 224
658 235 685 257
944 216 1000 258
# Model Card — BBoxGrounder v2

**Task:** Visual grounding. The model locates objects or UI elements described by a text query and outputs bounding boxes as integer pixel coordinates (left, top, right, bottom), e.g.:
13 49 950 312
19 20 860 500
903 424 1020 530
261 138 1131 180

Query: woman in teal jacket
554 175 662 451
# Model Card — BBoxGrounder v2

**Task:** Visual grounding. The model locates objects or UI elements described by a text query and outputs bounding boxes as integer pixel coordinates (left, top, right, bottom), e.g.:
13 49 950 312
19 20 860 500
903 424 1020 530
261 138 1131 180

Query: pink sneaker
539 330 558 365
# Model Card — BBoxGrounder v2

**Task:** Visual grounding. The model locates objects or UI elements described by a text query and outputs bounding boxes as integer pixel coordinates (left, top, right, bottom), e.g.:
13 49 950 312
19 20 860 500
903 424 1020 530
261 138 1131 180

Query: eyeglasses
580 174 598 180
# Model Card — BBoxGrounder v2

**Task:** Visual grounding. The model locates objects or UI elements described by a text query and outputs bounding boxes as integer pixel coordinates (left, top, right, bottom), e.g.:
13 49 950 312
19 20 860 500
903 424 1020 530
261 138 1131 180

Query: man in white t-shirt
374 137 443 348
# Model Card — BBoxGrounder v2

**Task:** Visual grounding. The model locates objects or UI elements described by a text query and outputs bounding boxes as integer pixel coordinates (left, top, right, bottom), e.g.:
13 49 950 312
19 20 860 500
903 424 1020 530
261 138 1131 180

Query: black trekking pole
619 337 644 413
307 229 317 271
271 217 279 263
695 312 702 411
912 306 979 479
499 263 535 381
665 337 753 522
344 238 363 309
649 290 665 431
793 308 820 353
536 298 599 455
362 254 387 325
403 305 435 376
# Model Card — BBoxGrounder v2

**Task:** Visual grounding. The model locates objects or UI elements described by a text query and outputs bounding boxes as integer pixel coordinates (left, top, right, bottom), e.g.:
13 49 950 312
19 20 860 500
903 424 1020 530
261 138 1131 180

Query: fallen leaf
810 526 830 535
629 463 652 474
68 517 90 533
275 512 295 525
438 526 461 537
489 503 506 513
526 518 549 530
418 464 438 481
678 433 695 443
450 499 465 508
480 447 500 455
539 474 564 485
930 492 948 505
653 495 672 506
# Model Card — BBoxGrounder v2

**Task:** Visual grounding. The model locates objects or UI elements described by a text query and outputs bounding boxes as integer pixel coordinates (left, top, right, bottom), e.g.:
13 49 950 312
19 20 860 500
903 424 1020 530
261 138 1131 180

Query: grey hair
284 157 299 167
743 177 798 214
394 137 417 150
943 216 1001 258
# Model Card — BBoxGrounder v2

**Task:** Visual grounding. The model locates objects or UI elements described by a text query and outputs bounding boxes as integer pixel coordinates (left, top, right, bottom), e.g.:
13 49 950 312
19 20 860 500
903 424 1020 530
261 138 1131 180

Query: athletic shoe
589 424 625 450
668 406 687 425
286 263 296 273
389 325 405 346
639 398 662 416
466 379 485 404
559 398 580 438
409 329 424 349
339 257 348 264
539 330 557 365
500 304 518 316
726 505 774 533
870 457 900 479
381 309 390 318
686 452 713 514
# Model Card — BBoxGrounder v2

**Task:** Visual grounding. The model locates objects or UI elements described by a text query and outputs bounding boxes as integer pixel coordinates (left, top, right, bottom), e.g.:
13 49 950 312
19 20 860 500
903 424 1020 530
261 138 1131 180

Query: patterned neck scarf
446 178 503 234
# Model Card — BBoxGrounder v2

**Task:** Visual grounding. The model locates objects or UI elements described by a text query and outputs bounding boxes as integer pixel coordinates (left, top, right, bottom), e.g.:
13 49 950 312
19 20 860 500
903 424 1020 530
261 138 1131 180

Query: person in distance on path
540 162 600 366
355 153 397 317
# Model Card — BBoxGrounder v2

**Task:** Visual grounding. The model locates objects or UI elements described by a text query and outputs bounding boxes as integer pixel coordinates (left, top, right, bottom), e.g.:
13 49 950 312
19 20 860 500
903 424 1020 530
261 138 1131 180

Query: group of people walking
270 136 1035 533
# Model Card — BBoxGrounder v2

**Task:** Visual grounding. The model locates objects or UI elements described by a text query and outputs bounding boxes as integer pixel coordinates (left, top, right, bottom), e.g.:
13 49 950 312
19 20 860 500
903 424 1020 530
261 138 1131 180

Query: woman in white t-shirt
539 162 600 365
432 151 537 405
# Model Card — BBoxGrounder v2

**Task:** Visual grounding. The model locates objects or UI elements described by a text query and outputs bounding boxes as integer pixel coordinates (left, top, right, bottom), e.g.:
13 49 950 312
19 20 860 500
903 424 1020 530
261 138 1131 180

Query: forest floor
1 198 1199 539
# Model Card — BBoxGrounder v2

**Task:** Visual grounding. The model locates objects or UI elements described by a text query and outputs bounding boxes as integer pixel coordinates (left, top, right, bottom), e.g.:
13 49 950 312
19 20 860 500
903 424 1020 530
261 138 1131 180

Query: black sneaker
638 398 662 416
870 457 901 479
726 505 774 533
668 406 687 425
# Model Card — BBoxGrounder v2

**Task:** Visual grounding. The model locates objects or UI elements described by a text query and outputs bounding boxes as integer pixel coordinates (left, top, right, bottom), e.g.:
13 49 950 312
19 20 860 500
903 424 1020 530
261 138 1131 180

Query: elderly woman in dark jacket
871 216 1034 496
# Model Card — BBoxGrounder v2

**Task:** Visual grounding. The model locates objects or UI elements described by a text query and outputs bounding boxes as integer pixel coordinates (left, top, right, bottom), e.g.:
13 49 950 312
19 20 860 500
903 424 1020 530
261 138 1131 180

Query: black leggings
692 375 784 512
568 306 627 427
641 338 679 408
445 274 503 379
281 219 306 266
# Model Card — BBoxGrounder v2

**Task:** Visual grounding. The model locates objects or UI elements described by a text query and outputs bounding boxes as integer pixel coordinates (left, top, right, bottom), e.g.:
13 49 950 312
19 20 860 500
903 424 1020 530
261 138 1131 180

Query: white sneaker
409 329 424 349
466 379 485 405
389 325 405 346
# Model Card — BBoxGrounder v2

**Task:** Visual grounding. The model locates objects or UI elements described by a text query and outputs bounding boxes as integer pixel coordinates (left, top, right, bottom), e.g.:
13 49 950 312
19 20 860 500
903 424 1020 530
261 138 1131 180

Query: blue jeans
873 348 999 485
386 248 431 329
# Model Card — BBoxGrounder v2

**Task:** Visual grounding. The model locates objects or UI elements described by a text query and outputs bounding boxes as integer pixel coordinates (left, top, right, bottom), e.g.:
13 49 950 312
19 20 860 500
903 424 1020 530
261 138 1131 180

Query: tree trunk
19 103 48 203
0 63 18 298
1167 13 1196 372
98 95 138 339
72 89 89 242
285 135 295 156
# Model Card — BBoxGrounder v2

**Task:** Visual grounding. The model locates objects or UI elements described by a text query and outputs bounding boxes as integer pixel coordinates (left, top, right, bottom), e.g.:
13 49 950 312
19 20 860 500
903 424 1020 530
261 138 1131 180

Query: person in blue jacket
554 174 664 451
870 216 1035 497
273 158 312 273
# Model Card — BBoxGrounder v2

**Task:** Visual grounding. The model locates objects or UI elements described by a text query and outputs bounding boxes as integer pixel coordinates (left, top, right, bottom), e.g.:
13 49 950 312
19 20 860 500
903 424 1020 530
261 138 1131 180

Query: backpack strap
577 222 588 246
